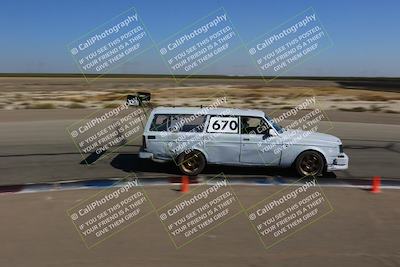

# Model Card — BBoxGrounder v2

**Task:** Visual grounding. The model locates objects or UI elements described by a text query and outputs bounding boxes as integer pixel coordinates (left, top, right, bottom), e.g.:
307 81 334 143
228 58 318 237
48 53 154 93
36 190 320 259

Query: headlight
339 144 343 153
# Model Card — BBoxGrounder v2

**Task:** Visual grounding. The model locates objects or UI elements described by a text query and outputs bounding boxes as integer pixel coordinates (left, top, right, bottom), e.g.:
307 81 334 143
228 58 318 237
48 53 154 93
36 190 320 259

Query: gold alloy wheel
299 152 323 176
181 152 201 174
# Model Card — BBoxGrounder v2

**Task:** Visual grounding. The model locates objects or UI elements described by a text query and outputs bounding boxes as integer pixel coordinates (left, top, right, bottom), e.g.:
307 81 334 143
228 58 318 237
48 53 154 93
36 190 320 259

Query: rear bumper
327 153 349 171
139 151 153 159
139 149 170 163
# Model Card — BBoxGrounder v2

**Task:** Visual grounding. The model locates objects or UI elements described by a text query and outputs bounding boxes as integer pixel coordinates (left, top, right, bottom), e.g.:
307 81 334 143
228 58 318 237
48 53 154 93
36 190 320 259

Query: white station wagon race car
138 106 349 177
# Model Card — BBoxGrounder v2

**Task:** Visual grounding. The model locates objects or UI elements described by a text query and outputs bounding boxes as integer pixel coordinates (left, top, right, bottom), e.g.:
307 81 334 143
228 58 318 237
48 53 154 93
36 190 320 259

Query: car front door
239 116 282 166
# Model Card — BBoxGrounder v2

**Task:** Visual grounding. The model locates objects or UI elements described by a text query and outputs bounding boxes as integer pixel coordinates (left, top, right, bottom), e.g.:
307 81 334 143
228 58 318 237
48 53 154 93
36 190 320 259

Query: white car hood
279 129 341 147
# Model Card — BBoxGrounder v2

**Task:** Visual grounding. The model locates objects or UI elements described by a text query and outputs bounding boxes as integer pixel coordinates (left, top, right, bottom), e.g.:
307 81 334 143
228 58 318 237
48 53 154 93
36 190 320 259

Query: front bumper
327 153 349 171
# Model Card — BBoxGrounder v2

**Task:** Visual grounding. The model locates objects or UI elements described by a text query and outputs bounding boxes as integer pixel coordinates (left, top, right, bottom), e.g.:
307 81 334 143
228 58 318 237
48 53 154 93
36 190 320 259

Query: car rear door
203 115 241 164
165 114 206 160
146 113 207 160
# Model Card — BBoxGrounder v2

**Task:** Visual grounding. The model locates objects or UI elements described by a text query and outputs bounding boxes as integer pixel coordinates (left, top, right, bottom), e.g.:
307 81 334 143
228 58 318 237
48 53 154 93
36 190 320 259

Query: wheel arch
175 148 208 164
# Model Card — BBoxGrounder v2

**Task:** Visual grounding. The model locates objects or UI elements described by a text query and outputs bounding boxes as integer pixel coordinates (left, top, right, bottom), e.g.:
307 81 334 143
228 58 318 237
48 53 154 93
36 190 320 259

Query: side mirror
269 128 276 136
262 129 276 140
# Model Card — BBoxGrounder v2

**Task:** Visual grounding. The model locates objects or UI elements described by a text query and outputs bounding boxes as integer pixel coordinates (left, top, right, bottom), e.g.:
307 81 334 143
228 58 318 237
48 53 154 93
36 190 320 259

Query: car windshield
264 115 285 133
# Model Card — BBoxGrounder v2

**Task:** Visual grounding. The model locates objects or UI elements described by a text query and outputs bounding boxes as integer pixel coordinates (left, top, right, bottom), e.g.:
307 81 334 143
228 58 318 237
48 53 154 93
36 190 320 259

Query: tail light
142 135 147 149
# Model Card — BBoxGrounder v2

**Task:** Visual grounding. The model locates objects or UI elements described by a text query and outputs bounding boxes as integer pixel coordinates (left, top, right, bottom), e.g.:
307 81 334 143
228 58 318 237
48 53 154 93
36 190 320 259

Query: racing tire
177 150 206 176
295 150 325 177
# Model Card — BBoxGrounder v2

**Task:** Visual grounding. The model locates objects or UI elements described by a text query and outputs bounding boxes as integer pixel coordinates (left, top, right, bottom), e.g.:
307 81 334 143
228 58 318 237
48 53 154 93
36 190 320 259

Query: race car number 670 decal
207 117 239 133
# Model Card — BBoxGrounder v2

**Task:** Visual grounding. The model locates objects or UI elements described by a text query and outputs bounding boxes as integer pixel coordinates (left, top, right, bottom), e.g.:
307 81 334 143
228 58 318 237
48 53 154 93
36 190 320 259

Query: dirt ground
0 77 399 113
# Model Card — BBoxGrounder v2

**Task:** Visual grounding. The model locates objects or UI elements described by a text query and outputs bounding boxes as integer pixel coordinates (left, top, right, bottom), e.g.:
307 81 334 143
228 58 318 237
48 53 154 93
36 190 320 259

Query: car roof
151 107 265 117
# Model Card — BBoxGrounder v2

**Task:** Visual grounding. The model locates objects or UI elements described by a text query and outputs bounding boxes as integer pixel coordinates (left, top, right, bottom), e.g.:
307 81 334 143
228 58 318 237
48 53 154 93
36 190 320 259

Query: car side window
241 116 270 135
150 114 169 131
150 114 206 132
169 115 206 132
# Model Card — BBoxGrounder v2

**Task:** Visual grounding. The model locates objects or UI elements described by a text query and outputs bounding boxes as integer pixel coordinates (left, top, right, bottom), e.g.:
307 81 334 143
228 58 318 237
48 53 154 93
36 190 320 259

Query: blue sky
0 0 399 77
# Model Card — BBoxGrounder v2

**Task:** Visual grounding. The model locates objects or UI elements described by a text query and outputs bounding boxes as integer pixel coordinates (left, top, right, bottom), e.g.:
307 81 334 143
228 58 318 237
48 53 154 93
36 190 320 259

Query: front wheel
177 150 206 176
295 151 325 177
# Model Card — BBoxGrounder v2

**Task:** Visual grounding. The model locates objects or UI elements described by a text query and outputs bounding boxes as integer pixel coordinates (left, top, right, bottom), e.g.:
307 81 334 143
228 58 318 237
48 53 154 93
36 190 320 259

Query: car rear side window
169 114 206 132
150 114 169 131
150 114 206 132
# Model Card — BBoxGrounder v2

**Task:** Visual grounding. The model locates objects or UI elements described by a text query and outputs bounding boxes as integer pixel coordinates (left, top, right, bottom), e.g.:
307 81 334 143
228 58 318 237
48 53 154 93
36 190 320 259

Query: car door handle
243 138 250 141
148 135 156 139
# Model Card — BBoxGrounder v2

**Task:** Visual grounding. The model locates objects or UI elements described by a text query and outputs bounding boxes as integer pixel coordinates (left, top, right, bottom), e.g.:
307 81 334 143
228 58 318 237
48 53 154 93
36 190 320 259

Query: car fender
280 145 329 167
175 147 209 163
192 148 209 163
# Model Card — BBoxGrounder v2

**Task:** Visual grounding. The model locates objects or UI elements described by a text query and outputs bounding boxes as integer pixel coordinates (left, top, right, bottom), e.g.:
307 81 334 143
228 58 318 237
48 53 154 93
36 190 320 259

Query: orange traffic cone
371 176 381 193
181 176 189 193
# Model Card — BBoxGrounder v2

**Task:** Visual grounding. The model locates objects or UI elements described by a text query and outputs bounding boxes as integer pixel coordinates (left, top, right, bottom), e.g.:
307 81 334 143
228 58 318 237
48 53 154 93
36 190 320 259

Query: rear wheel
295 151 325 177
177 150 206 176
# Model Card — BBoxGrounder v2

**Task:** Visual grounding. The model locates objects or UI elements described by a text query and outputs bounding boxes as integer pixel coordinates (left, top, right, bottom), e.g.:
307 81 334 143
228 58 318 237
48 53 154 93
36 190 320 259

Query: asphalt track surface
0 109 399 267
0 109 399 186
0 186 399 267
